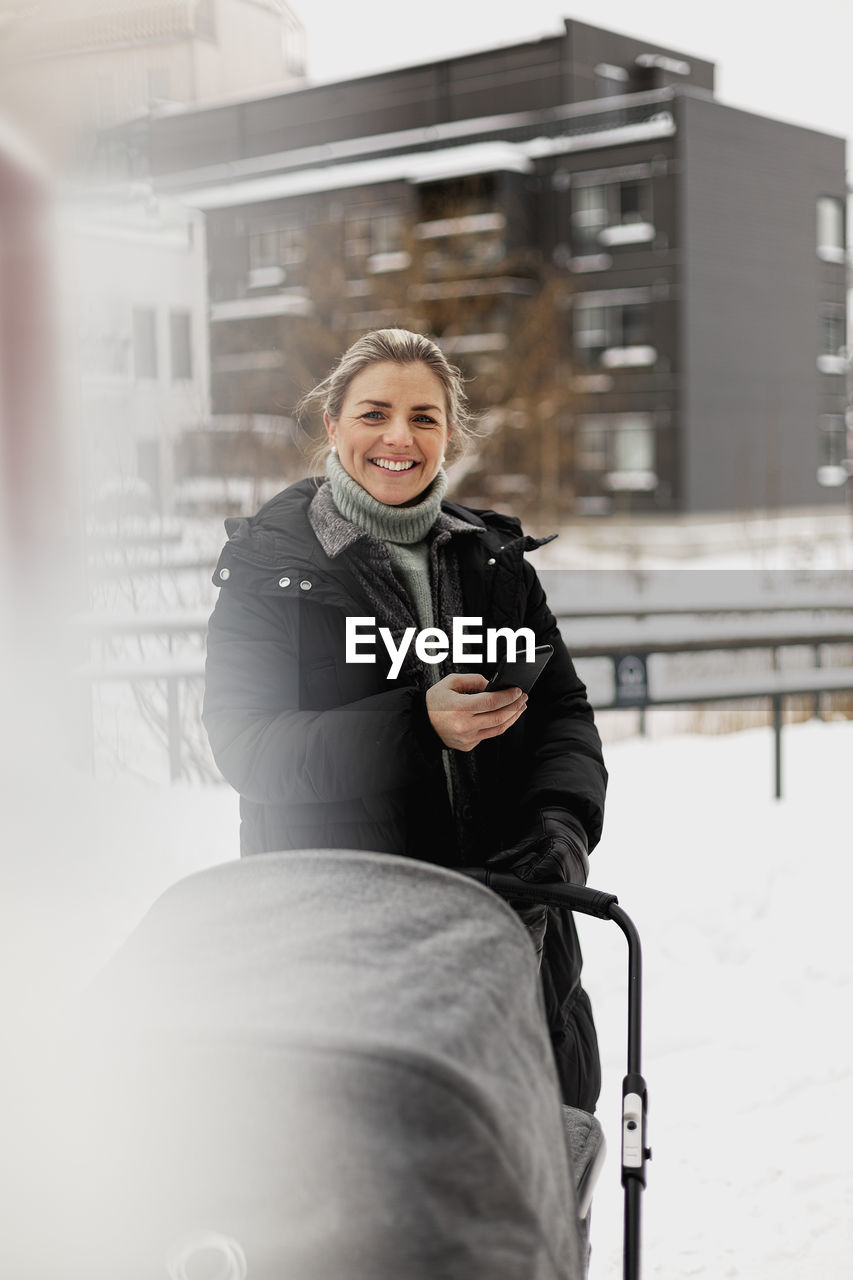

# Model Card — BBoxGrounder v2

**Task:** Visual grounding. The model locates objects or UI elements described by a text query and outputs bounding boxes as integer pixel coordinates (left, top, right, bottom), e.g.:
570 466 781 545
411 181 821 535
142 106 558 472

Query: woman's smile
368 457 418 472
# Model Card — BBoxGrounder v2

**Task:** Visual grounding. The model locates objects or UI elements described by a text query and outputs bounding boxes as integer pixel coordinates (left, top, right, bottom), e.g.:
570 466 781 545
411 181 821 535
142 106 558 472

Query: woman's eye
414 415 437 426
361 410 384 420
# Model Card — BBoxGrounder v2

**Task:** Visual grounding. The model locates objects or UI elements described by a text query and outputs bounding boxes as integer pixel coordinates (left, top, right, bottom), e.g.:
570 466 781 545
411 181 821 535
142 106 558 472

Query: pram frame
465 871 650 1280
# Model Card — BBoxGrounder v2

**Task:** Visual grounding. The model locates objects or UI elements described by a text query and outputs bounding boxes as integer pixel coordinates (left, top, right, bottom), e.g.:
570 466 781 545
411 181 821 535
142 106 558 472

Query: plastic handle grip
464 869 618 919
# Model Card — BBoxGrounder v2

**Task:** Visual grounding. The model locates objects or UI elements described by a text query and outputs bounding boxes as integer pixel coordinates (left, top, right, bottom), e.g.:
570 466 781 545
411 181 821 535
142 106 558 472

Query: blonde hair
297 328 478 471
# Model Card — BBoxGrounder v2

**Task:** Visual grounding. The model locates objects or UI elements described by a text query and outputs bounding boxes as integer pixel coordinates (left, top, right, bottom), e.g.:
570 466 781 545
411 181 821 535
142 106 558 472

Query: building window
415 212 505 273
817 415 849 487
132 307 158 379
248 217 304 272
619 180 647 223
169 310 193 381
345 205 404 260
818 304 847 373
572 186 608 255
593 62 630 97
575 419 609 471
576 413 657 491
817 197 845 262
574 293 653 367
576 414 657 489
612 416 655 477
571 177 652 254
820 306 845 354
818 416 848 466
574 304 608 363
147 66 171 104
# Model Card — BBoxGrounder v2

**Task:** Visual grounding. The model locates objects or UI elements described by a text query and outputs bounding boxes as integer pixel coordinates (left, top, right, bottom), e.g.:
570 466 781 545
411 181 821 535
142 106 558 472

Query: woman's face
325 360 453 506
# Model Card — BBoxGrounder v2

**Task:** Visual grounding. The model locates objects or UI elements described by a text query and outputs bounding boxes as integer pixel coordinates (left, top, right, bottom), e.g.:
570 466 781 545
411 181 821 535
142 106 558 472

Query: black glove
487 807 590 885
485 808 590 966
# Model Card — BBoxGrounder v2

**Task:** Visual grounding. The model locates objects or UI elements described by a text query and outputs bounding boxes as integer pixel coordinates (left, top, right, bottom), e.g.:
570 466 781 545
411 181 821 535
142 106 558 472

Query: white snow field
577 718 853 1280
3 690 851 1276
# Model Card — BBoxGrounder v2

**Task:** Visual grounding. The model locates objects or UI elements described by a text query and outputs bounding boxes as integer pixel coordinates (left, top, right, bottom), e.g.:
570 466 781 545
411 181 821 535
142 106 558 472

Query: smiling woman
203 327 608 1113
324 361 451 506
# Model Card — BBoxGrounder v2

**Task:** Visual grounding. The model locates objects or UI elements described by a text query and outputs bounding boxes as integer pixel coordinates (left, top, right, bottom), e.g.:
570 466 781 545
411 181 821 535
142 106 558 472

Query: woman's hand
425 673 527 752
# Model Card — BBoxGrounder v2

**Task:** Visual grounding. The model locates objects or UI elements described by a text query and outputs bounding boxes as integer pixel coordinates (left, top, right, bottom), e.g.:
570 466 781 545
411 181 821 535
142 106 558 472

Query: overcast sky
300 0 853 158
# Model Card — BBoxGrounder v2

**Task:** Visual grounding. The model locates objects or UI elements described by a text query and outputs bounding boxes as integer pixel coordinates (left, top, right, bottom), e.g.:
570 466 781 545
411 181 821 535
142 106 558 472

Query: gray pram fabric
71 851 590 1279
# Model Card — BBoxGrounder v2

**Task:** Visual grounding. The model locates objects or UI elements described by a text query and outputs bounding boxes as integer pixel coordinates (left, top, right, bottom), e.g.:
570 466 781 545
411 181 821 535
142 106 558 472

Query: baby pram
59 850 648 1280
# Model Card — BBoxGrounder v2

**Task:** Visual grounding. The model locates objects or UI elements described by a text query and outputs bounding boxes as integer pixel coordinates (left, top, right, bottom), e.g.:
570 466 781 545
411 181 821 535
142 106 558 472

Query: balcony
598 222 655 247
366 251 412 274
410 278 535 301
600 346 657 369
414 213 506 239
817 354 847 375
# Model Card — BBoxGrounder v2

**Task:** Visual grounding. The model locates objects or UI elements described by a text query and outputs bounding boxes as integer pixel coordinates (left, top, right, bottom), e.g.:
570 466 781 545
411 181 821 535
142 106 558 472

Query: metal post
813 643 824 721
772 694 783 800
611 903 649 1280
624 1179 643 1280
167 675 182 783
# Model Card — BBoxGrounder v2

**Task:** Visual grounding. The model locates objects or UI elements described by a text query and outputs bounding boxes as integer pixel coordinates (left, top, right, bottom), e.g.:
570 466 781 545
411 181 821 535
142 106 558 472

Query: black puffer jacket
203 479 608 1110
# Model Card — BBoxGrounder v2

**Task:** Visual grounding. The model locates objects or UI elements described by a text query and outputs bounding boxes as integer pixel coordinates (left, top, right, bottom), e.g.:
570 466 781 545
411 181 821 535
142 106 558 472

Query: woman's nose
382 415 414 446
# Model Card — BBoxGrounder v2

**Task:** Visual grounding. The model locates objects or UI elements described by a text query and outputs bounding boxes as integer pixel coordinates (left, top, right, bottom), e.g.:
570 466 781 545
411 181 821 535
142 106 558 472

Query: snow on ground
528 507 853 572
579 718 853 1280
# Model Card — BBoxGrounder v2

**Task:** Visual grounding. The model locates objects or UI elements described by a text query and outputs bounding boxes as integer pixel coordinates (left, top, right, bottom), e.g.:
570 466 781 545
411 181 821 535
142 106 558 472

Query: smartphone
484 643 553 694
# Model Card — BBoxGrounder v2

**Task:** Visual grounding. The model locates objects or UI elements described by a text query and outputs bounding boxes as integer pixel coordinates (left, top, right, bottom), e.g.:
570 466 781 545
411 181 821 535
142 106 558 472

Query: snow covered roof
183 111 679 213
526 114 676 158
184 141 534 211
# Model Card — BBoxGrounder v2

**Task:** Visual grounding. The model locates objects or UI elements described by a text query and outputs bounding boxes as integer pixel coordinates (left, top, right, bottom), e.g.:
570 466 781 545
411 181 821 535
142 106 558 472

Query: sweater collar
309 474 480 563
325 451 448 544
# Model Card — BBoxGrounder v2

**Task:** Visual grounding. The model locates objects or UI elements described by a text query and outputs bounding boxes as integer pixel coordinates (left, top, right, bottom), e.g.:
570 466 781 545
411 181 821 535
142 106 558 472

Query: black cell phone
484 643 553 694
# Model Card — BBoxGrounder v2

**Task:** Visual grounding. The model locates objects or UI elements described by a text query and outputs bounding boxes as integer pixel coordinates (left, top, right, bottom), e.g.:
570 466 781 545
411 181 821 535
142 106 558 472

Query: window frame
817 196 845 262
169 309 193 382
818 415 848 467
575 412 658 490
573 292 653 366
570 174 652 255
248 216 305 272
344 204 405 261
132 306 158 380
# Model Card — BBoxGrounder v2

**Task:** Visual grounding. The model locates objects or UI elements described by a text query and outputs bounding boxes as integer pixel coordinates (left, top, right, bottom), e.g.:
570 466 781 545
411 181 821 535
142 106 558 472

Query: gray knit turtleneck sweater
326 450 447 637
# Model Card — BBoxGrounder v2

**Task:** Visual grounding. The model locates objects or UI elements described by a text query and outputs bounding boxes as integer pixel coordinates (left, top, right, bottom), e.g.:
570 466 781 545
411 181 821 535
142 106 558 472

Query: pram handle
463 865 650 1280
463 868 619 920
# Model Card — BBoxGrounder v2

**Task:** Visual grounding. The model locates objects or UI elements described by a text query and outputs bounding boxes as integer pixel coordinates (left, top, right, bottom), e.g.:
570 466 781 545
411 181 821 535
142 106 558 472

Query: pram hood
66 850 585 1280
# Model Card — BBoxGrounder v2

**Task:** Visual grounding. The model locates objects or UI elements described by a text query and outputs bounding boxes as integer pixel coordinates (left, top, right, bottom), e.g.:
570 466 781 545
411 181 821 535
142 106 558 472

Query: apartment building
59 187 211 515
107 17 848 514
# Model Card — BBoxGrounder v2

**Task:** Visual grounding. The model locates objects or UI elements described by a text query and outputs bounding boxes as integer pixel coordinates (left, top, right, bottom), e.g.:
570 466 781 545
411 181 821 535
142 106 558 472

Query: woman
203 329 607 1111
